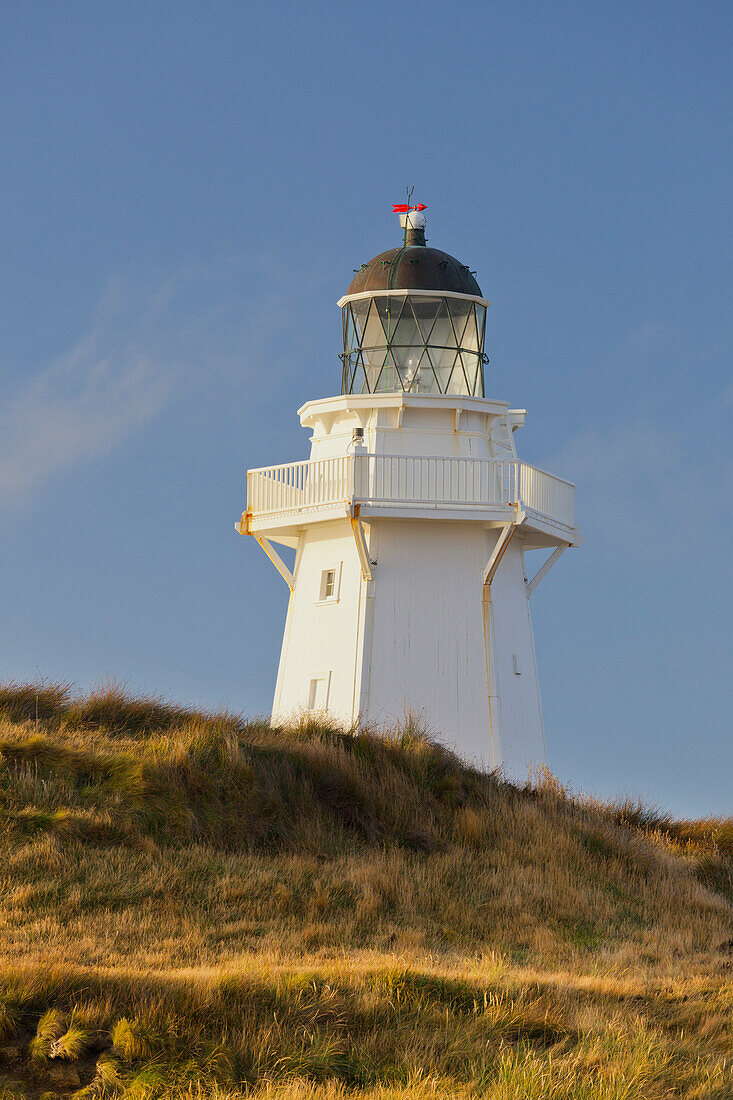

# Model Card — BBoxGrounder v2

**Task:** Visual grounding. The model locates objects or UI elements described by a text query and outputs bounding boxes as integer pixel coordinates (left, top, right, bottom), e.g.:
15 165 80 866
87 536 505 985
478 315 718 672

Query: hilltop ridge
0 681 730 1098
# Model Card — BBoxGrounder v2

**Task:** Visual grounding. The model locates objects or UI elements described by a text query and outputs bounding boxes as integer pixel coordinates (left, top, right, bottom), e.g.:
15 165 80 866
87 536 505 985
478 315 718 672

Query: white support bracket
526 543 568 597
236 514 295 590
253 535 295 590
482 510 524 586
350 505 373 582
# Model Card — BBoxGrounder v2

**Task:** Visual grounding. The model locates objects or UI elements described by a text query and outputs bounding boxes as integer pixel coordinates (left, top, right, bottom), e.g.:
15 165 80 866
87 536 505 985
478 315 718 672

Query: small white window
318 562 341 603
307 672 331 711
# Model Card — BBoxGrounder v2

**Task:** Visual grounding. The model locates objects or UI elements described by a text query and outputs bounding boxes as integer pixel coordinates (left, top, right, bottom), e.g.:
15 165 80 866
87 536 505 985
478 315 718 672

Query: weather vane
393 187 427 244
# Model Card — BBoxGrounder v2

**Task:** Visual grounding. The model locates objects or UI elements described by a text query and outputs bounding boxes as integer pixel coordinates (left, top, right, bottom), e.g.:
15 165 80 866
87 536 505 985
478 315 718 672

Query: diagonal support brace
526 543 568 597
236 515 295 590
482 510 524 586
350 506 373 582
252 535 295 590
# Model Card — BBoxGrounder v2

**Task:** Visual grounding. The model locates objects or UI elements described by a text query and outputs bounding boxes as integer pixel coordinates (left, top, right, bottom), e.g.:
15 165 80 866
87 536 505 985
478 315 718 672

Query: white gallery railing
247 455 574 529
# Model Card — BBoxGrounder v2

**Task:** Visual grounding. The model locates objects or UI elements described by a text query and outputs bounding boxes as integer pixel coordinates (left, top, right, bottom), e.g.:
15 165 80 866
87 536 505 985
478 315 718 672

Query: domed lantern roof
338 206 490 397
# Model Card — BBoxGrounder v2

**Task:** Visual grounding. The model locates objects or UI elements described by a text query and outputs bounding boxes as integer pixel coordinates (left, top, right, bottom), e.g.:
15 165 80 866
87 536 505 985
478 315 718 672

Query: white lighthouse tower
238 207 581 778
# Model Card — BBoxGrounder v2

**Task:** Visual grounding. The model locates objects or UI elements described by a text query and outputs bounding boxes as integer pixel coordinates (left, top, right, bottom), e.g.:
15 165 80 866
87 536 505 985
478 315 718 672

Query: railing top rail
356 455 512 465
247 454 574 488
517 461 575 489
247 457 342 476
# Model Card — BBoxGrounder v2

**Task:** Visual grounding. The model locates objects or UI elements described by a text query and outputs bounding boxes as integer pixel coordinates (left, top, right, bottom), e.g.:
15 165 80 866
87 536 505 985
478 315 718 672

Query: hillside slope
0 682 730 1099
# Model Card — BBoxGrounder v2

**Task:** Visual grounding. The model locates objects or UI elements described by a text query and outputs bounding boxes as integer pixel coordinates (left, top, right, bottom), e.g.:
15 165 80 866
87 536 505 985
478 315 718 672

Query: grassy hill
0 681 730 1099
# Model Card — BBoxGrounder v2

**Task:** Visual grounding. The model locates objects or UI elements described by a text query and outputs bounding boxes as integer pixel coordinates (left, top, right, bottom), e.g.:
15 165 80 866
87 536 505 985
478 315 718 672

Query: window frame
316 562 342 605
306 670 332 712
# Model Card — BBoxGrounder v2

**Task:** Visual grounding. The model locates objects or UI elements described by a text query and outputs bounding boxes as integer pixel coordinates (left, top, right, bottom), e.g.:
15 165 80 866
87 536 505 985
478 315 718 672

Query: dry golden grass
0 681 730 1098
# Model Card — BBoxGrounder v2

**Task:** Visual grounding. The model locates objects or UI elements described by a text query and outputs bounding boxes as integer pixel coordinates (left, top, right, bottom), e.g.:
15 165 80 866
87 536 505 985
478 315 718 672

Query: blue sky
1 0 731 817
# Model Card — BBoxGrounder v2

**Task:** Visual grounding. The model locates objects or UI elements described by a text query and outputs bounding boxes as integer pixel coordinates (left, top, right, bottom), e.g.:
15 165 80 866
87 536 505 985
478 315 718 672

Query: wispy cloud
0 277 185 509
0 260 314 510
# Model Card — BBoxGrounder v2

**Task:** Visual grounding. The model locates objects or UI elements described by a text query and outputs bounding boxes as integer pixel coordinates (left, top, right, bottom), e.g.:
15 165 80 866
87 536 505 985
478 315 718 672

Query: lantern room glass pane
410 295 441 341
393 345 423 390
475 304 486 343
392 343 421 375
344 308 359 354
460 310 479 352
351 357 368 394
415 350 440 393
427 299 457 349
361 300 386 350
375 296 403 342
462 352 481 394
350 299 369 341
364 358 384 392
392 300 421 348
375 352 400 393
428 348 458 392
429 343 458 381
447 298 473 345
446 357 470 394
342 294 486 396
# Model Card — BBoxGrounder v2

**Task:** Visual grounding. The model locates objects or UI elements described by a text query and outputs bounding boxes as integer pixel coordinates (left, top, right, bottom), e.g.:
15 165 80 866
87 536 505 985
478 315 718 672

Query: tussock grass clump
0 1003 19 1044
0 679 213 736
64 682 198 736
111 1017 170 1063
29 1008 66 1060
89 1052 123 1090
0 680 72 724
0 680 729 1098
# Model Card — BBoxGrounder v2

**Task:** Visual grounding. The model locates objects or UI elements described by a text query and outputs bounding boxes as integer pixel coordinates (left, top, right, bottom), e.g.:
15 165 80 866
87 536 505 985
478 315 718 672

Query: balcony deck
242 455 577 544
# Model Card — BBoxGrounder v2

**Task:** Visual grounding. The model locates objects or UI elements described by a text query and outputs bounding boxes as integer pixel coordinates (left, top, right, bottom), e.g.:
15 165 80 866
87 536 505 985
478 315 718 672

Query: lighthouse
238 206 581 778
